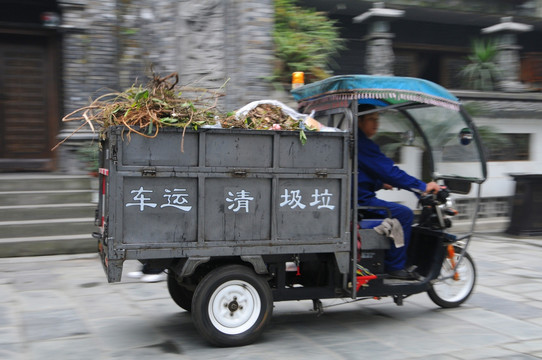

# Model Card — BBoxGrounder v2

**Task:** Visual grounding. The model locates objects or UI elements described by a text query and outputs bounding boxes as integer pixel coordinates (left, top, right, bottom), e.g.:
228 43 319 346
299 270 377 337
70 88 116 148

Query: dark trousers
359 197 414 272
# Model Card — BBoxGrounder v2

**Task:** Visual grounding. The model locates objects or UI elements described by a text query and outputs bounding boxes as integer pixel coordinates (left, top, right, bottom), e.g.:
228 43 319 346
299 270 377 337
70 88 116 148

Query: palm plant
460 38 501 91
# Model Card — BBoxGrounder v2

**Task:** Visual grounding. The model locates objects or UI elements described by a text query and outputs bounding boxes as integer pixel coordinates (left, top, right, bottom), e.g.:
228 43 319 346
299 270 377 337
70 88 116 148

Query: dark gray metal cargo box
97 126 353 282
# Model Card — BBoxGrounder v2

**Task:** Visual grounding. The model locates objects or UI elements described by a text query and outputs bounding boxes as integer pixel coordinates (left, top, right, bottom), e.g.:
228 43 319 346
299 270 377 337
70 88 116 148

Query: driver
357 104 440 280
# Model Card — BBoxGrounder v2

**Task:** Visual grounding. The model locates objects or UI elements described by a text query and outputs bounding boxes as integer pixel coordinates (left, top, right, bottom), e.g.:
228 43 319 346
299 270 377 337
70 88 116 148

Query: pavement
1 232 542 360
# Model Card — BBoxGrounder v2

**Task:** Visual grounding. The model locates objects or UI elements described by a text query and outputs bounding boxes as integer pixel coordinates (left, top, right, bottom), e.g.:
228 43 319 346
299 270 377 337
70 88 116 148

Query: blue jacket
358 130 426 203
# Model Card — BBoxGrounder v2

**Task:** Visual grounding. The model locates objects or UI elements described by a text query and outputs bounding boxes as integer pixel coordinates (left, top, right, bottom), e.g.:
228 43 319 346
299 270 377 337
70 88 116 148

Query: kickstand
393 295 404 306
312 299 324 317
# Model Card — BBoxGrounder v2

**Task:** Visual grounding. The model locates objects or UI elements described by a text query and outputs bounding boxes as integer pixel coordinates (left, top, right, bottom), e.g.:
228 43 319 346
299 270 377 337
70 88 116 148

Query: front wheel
427 247 476 308
191 264 273 347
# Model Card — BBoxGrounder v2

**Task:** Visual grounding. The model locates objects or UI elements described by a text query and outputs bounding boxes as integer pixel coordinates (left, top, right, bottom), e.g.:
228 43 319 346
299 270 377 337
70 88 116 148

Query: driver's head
358 104 379 138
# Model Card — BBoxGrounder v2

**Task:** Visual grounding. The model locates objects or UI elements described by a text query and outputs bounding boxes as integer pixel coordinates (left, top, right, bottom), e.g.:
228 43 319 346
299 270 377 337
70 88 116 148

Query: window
482 133 530 161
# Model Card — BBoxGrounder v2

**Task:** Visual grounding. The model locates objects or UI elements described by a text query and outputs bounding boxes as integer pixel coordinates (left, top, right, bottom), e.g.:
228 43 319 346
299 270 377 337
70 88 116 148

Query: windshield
405 106 485 182
373 106 486 183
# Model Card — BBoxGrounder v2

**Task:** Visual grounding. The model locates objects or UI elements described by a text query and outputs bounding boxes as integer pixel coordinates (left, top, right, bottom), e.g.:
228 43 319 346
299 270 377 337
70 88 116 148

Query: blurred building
303 0 542 222
1 0 542 224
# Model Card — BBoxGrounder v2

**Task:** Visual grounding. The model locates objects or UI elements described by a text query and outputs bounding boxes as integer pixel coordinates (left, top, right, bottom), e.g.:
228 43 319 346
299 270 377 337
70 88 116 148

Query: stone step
0 235 97 257
0 218 96 238
0 203 96 222
0 190 96 206
0 174 96 191
0 173 98 257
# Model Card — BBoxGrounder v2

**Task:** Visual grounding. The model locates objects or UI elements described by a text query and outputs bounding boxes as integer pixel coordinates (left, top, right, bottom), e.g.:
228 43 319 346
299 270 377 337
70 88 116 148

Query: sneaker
126 271 144 279
140 272 167 283
387 268 419 280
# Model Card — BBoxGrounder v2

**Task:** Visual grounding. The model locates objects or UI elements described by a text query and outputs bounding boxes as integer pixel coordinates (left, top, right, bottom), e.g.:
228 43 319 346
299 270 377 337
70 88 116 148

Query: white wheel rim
208 280 261 335
432 254 474 303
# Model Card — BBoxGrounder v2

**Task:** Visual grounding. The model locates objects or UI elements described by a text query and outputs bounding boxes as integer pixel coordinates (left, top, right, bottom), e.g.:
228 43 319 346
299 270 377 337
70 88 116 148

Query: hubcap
208 280 261 335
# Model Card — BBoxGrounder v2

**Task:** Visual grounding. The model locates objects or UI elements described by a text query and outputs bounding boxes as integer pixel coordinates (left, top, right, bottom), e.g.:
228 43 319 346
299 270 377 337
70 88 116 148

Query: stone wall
59 0 120 117
59 0 275 118
56 0 275 173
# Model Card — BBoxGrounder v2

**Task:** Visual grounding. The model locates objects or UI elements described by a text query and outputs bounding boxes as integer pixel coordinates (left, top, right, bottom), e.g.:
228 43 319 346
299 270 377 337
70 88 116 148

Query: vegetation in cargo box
53 72 225 150
54 72 311 150
221 103 308 144
221 103 300 130
273 0 345 85
63 73 221 135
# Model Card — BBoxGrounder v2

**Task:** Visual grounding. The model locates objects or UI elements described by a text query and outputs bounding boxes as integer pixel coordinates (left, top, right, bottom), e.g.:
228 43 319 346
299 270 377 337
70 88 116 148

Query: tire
427 247 476 308
191 264 273 347
167 272 194 312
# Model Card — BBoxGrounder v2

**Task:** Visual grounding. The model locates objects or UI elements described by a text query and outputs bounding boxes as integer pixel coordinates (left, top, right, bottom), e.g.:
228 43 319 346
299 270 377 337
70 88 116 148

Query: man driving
357 104 441 280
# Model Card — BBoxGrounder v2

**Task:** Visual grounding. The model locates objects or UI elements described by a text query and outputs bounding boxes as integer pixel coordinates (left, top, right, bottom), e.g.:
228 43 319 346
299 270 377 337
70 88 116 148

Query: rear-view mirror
443 178 472 194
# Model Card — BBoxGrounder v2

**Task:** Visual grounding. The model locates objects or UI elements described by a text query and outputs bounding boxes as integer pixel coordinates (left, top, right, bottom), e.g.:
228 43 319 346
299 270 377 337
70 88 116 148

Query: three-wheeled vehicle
95 75 487 347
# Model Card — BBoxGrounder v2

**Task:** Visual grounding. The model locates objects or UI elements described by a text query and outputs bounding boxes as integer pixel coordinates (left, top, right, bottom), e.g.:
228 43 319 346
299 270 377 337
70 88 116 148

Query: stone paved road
1 232 542 360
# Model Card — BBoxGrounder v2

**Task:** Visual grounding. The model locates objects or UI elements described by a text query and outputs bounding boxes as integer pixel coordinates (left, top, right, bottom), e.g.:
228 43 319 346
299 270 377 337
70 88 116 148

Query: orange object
356 274 377 292
292 72 305 89
447 244 460 281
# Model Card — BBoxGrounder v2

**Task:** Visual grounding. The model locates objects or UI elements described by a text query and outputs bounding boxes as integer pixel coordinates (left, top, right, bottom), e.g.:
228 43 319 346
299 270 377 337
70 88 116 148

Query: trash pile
54 72 330 150
222 101 304 131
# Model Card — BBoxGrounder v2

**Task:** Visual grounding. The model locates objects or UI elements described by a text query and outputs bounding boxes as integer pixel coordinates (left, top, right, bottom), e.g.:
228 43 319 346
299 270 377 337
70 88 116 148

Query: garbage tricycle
94 75 487 347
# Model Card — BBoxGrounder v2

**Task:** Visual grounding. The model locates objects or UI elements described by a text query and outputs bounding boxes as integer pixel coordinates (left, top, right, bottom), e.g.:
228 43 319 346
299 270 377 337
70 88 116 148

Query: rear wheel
191 264 272 347
167 272 194 312
427 247 476 308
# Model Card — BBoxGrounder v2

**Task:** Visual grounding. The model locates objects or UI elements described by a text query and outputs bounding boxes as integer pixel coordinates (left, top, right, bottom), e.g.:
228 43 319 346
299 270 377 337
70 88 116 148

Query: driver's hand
424 181 441 194
382 183 393 190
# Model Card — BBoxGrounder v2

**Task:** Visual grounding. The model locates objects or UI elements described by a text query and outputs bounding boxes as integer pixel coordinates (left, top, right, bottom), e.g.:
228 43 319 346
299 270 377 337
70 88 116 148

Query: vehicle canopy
291 75 487 190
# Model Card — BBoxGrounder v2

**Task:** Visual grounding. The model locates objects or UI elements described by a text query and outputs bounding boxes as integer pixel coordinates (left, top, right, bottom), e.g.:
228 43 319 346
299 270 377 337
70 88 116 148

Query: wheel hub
227 297 240 312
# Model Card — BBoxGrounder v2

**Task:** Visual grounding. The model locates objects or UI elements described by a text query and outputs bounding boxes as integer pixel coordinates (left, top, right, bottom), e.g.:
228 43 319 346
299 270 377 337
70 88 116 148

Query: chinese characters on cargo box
126 186 192 212
125 187 335 213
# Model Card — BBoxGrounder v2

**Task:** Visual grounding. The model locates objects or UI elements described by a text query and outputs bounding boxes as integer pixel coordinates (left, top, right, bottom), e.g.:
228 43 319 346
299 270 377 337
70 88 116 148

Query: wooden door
0 32 60 171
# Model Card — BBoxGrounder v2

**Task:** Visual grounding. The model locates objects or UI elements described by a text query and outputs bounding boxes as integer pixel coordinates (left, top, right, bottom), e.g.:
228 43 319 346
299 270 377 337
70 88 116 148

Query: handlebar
419 188 450 207
418 188 455 230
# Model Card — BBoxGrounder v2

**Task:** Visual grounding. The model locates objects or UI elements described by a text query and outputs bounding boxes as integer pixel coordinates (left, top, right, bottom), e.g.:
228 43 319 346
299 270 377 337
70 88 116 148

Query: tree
273 0 344 86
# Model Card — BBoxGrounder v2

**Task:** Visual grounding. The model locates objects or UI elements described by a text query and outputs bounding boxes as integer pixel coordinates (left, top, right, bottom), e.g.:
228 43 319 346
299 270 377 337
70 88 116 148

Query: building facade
304 0 542 221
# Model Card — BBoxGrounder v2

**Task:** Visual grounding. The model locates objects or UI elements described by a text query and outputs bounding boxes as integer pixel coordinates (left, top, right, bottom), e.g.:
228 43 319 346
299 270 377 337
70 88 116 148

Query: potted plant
460 38 501 91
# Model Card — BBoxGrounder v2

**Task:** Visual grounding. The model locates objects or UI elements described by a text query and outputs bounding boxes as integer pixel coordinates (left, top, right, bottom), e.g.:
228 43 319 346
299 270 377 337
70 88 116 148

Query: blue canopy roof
291 75 460 111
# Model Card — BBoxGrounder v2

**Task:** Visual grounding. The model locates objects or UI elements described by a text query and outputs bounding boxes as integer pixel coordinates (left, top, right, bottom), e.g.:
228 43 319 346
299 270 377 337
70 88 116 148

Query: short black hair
358 104 376 113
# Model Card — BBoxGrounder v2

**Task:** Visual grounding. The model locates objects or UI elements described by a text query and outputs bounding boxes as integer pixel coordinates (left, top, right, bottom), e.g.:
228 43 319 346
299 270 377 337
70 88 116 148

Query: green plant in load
273 0 345 86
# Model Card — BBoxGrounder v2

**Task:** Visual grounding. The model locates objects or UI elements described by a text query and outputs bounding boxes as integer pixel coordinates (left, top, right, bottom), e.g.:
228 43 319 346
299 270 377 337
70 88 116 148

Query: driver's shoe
387 268 419 280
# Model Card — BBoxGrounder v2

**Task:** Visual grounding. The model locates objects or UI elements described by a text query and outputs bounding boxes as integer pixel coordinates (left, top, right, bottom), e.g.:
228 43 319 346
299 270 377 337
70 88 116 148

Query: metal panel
121 176 198 243
276 178 341 239
205 132 273 168
278 133 345 169
120 130 199 167
203 177 272 241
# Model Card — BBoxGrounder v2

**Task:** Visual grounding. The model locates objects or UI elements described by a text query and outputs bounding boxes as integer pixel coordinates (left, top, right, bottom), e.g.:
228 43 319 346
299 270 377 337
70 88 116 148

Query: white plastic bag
235 100 342 132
